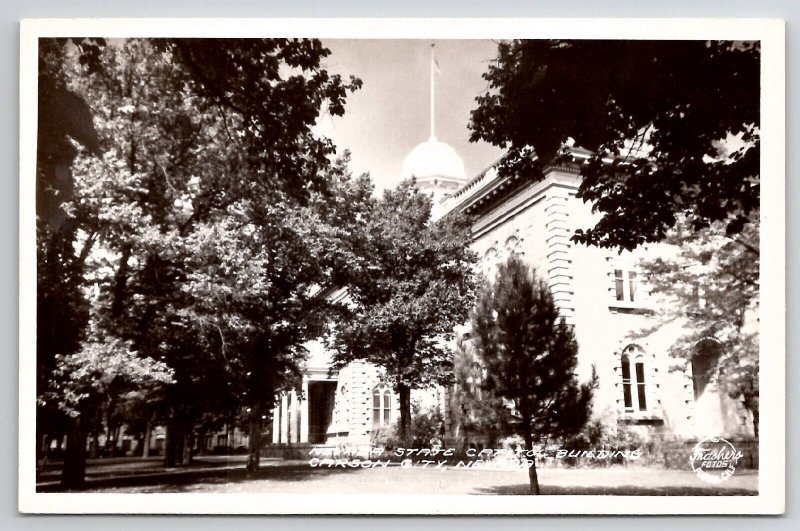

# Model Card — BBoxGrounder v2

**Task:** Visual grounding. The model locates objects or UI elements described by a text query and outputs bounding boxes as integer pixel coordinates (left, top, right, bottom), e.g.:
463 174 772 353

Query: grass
83 463 758 496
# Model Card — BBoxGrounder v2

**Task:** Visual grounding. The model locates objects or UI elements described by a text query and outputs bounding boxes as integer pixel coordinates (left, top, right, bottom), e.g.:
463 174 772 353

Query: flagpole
430 43 435 141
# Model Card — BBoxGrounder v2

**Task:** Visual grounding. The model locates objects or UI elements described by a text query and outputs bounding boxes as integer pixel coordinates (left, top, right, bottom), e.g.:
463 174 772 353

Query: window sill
608 301 653 315
617 414 664 426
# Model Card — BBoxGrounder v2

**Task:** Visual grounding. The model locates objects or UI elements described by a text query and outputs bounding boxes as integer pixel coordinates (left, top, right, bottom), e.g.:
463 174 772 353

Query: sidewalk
36 455 306 491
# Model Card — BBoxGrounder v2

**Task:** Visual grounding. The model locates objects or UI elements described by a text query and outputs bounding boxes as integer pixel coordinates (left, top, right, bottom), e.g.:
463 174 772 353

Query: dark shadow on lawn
476 484 758 496
39 463 360 493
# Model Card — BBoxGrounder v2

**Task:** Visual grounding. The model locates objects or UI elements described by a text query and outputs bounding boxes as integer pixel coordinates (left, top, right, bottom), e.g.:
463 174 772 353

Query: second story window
614 268 639 303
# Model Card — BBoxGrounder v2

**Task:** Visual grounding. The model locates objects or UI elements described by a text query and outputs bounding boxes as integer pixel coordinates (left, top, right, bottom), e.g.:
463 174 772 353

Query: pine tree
471 254 596 494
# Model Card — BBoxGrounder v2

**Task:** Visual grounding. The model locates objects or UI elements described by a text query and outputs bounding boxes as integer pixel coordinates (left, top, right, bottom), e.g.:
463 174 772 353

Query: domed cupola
401 43 468 206
401 137 467 196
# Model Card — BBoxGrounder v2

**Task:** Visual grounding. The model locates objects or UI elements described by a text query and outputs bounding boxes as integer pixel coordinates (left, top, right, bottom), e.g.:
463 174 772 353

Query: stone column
280 393 289 444
291 389 300 443
272 404 281 444
300 380 310 443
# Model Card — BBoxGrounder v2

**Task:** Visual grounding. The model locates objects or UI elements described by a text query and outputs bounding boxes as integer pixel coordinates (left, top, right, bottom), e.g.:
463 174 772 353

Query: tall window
372 385 392 428
620 345 648 412
614 268 638 302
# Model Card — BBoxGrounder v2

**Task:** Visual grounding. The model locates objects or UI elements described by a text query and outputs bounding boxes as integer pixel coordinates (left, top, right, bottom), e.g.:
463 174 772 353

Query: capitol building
266 129 756 455
259 43 757 457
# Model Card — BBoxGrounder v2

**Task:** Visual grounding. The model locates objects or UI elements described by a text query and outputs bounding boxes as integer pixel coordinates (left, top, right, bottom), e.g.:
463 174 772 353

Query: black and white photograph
18 18 785 514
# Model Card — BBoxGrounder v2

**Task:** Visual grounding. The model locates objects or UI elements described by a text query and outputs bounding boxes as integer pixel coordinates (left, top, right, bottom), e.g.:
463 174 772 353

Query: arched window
504 235 520 255
621 345 648 412
692 338 722 400
372 385 392 428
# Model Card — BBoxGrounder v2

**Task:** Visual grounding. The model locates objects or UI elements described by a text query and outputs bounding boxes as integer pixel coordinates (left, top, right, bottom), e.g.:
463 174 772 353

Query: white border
18 17 786 515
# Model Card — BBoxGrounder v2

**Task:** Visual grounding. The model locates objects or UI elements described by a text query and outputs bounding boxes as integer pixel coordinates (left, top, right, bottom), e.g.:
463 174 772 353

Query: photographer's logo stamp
690 436 743 484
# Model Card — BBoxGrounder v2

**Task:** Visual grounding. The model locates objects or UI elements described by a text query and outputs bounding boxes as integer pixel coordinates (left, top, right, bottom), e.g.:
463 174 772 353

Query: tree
37 39 360 481
40 37 365 481
182 157 373 472
331 180 478 442
471 254 596 494
157 39 364 472
638 214 759 436
64 39 247 470
470 40 760 251
44 334 174 488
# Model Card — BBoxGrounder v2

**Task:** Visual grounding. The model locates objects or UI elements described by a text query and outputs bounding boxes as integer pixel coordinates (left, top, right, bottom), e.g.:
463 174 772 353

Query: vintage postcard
19 18 785 514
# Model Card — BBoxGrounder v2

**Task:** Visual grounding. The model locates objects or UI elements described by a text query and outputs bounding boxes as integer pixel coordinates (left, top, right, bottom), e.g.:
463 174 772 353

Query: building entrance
308 381 336 444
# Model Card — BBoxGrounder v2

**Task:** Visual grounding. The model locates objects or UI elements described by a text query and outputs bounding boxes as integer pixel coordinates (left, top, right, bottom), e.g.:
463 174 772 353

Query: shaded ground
36 455 308 492
69 460 758 495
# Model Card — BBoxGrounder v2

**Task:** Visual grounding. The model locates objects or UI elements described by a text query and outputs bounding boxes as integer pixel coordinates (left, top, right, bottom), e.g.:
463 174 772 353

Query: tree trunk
183 432 193 465
521 412 540 495
174 428 185 465
36 414 45 463
142 418 151 458
398 383 411 444
197 429 205 456
61 416 87 489
110 244 132 318
742 393 759 439
114 425 122 456
246 401 263 474
164 416 176 467
89 430 99 459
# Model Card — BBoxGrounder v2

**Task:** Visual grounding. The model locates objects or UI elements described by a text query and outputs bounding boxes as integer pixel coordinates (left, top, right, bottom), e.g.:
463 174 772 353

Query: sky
315 39 506 193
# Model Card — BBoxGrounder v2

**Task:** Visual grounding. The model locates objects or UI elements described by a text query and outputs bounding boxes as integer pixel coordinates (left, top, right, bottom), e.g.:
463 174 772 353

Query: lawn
86 463 758 495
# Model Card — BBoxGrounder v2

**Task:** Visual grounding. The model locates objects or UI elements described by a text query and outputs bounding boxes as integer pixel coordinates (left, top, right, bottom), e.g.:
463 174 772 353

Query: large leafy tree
471 255 596 494
157 41 364 472
470 40 760 250
183 157 373 472
638 215 759 436
65 39 247 472
38 37 364 483
331 180 478 442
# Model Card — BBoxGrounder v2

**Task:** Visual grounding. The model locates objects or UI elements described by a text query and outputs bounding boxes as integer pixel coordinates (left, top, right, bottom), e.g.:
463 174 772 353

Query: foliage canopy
470 40 760 250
